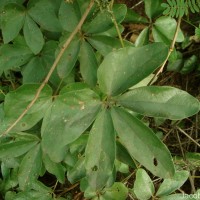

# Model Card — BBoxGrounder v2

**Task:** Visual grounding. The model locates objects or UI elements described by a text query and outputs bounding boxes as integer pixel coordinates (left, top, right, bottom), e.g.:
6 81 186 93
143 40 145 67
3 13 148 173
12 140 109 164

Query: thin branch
1 0 95 137
149 17 182 85
176 126 200 148
57 182 79 198
108 0 124 48
131 0 144 9
176 130 196 193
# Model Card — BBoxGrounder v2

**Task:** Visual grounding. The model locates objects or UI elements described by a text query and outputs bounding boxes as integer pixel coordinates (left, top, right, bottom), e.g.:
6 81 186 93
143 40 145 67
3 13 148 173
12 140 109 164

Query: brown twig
176 130 196 193
176 126 200 148
1 0 95 137
57 182 79 198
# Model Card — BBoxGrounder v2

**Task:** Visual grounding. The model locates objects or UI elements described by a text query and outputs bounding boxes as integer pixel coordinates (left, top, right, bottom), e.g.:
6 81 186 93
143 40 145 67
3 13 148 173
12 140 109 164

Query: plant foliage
0 0 199 199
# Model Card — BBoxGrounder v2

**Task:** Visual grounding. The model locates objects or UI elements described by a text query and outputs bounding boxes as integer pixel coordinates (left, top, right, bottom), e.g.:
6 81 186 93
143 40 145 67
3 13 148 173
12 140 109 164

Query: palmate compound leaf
28 0 62 32
116 86 200 120
0 84 52 134
152 16 184 45
111 107 175 179
85 109 115 191
22 41 60 85
41 86 101 163
97 43 168 96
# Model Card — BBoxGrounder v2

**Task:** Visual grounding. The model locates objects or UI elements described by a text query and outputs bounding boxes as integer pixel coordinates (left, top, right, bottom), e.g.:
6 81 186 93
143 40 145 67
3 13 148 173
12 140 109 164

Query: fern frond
162 0 200 18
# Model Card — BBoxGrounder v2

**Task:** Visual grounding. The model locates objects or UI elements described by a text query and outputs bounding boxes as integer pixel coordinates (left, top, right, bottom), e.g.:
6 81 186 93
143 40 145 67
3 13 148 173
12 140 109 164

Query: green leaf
116 86 200 120
67 157 86 183
130 74 155 89
1 84 52 133
42 87 101 162
83 4 127 34
152 16 184 45
135 27 150 47
23 14 44 54
12 132 40 142
18 144 42 190
156 170 189 197
79 41 98 87
28 0 62 32
144 0 164 19
69 134 88 154
85 109 115 191
167 59 183 72
43 153 65 184
116 141 136 168
22 57 44 83
58 0 81 32
1 166 18 191
99 24 124 37
111 107 175 178
180 55 198 74
115 160 129 174
1 3 25 43
83 9 111 34
101 182 128 200
124 8 148 23
87 35 125 56
133 168 155 200
29 180 52 193
0 0 25 8
22 41 58 84
0 140 38 158
194 190 200 200
0 43 33 72
97 43 168 96
113 4 127 23
57 37 80 79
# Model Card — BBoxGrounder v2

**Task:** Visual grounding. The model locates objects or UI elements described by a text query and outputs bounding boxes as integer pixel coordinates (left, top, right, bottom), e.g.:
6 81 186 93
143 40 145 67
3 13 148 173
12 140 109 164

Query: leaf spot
21 122 26 127
78 101 85 110
153 158 158 166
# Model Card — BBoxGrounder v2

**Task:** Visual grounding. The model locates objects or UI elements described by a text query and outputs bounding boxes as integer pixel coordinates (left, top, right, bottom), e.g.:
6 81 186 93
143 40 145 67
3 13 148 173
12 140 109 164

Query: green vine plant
162 0 200 18
0 0 199 199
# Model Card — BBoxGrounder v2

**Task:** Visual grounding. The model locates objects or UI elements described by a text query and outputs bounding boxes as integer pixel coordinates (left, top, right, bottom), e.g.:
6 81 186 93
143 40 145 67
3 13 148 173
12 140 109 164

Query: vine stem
149 17 182 85
108 0 124 48
2 0 95 137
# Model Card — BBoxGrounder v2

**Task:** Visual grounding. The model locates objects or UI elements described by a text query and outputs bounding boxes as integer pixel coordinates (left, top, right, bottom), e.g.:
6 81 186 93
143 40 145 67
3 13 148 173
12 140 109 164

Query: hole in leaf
91 165 98 171
153 158 158 166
